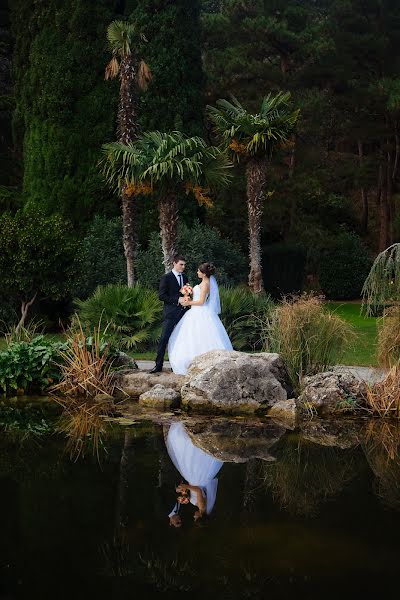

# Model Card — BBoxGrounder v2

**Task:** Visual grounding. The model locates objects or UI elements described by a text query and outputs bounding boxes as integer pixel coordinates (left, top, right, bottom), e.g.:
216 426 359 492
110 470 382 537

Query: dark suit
155 271 188 370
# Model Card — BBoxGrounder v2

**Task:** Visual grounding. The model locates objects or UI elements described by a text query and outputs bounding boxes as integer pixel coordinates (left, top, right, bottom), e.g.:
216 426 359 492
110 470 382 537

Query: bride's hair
198 262 216 278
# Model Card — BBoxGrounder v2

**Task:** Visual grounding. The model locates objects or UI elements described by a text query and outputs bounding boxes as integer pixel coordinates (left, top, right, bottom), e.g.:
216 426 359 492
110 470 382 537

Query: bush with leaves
0 336 66 395
219 287 274 351
75 284 162 351
0 208 80 329
136 221 247 289
318 231 371 300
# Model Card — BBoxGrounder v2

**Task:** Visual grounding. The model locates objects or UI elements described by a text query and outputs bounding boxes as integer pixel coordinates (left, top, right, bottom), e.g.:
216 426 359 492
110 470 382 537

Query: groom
150 255 189 373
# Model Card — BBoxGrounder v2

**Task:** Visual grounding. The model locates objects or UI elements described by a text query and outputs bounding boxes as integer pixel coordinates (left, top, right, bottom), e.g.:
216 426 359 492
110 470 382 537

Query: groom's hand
178 297 186 305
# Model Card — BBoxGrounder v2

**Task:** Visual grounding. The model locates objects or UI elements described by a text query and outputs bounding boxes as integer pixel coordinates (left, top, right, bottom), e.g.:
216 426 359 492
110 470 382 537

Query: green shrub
75 284 162 351
318 231 371 300
74 215 126 299
219 287 274 351
0 336 65 395
264 295 354 392
137 221 247 289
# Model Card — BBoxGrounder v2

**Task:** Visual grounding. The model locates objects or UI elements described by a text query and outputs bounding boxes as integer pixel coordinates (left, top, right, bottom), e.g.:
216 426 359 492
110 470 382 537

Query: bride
168 262 233 375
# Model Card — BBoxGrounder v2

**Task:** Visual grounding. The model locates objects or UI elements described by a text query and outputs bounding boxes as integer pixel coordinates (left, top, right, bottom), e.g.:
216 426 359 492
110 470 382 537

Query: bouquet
180 284 193 299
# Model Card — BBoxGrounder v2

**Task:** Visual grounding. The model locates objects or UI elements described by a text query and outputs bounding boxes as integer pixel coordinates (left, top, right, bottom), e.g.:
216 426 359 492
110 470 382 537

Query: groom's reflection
161 421 224 527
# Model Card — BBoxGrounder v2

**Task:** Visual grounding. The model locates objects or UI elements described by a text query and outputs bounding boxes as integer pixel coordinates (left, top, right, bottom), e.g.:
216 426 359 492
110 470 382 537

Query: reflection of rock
112 371 185 399
299 371 367 415
139 385 180 410
181 350 292 413
183 419 287 462
300 419 362 449
268 399 297 428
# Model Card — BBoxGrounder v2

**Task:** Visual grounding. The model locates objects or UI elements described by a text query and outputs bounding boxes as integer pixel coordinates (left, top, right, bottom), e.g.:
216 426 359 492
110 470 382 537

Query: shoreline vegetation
0 301 378 367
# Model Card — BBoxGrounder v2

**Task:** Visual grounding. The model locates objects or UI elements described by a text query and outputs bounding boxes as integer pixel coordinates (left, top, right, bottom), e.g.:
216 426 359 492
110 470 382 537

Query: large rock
139 384 180 410
181 350 292 412
299 371 367 416
112 370 185 399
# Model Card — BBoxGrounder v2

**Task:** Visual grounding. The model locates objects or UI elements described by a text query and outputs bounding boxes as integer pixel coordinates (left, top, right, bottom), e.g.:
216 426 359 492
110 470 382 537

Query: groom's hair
173 254 185 263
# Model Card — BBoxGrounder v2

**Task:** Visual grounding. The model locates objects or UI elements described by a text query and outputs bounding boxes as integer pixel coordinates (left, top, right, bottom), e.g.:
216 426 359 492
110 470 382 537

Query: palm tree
105 20 151 287
207 93 299 293
101 131 232 271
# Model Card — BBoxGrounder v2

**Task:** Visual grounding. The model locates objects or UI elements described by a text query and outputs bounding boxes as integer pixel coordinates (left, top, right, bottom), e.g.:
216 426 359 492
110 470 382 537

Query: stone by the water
299 371 367 415
181 350 293 413
139 384 181 410
112 370 185 399
268 398 297 428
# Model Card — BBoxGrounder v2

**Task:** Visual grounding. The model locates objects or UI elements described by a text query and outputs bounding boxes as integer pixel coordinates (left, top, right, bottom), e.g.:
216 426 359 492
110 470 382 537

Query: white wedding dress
168 276 233 375
166 422 223 514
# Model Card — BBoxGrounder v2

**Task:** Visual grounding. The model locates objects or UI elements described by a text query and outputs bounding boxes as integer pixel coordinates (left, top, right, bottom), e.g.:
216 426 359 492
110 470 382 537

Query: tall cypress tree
10 0 120 226
129 0 204 136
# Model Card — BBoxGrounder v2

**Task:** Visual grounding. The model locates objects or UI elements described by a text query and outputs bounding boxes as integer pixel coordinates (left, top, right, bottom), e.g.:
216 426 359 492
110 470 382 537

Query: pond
1 403 399 599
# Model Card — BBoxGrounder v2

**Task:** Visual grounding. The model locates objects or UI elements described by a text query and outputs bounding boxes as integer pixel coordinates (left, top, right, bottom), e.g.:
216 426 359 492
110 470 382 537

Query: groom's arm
159 275 180 305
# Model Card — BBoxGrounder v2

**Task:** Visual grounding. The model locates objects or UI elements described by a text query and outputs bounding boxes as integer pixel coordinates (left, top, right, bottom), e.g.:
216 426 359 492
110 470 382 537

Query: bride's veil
209 275 221 314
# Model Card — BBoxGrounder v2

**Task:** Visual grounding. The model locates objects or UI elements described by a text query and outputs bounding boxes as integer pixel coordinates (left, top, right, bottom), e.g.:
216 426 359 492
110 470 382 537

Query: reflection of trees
362 421 400 510
262 435 356 516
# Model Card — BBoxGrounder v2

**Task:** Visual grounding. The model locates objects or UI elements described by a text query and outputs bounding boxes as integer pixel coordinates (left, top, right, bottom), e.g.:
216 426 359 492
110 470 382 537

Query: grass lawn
0 303 378 367
326 303 378 367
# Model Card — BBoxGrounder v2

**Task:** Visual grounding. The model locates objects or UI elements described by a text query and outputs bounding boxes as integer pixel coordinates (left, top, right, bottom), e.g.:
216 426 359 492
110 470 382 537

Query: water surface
1 410 399 599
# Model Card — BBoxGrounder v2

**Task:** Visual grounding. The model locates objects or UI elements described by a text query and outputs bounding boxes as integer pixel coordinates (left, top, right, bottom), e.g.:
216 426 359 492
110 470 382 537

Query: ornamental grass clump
264 294 354 392
51 316 115 399
377 307 400 367
365 365 400 418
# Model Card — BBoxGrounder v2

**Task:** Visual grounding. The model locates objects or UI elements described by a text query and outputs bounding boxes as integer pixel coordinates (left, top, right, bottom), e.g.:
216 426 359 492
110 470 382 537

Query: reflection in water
262 434 357 516
362 421 400 509
2 413 400 597
54 395 115 461
165 422 223 524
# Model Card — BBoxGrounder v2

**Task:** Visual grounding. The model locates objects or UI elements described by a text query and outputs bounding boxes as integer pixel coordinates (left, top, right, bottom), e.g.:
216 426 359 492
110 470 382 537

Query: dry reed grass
377 306 400 367
263 294 354 392
366 365 400 418
51 315 115 398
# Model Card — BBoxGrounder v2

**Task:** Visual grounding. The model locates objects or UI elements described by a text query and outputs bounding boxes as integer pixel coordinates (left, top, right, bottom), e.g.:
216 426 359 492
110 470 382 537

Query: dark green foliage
318 231 372 300
74 215 126 299
130 0 204 136
136 221 247 288
75 284 163 351
10 0 119 224
219 287 274 351
0 336 65 395
263 243 306 298
0 208 80 315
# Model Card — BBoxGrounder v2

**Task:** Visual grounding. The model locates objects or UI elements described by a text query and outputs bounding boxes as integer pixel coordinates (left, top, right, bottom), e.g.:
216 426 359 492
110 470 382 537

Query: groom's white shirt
172 269 183 286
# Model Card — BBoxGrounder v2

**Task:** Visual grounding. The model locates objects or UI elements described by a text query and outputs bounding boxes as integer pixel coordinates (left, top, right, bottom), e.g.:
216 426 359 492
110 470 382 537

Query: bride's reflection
165 422 223 527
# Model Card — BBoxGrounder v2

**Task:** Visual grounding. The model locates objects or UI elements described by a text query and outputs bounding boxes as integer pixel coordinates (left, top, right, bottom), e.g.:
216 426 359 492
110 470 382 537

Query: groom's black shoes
149 366 162 374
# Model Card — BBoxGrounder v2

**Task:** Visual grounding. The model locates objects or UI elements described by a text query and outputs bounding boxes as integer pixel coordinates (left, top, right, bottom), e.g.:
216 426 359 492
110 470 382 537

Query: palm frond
106 20 137 57
137 60 152 91
207 91 300 159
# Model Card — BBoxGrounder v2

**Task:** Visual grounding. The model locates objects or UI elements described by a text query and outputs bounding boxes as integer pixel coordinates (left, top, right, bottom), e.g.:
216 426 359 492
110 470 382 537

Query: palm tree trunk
158 191 178 273
246 157 266 293
119 54 140 286
121 189 136 287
